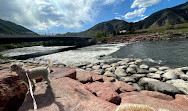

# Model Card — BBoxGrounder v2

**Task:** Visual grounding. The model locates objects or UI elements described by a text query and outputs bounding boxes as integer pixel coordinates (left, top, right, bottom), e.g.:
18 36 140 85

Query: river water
1 39 188 68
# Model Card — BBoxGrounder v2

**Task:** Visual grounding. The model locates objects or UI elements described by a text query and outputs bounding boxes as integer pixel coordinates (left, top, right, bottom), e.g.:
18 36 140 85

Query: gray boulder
102 64 111 69
162 69 184 80
92 65 101 70
137 68 149 74
92 69 104 75
104 71 117 78
166 79 188 94
147 73 161 80
147 81 183 96
158 66 170 71
149 67 158 73
86 64 93 68
135 59 142 64
114 67 127 78
131 74 146 80
105 67 116 72
182 67 188 73
140 64 149 70
129 64 138 69
132 83 142 91
119 77 136 83
86 68 92 71
138 77 159 87
155 71 165 75
126 67 136 74
180 74 188 81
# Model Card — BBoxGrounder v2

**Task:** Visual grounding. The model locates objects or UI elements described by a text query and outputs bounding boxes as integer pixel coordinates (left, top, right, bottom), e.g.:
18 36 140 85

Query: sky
0 0 187 34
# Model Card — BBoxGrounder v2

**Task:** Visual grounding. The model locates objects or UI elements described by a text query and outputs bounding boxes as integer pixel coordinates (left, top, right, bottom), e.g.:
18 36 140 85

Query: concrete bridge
0 35 96 47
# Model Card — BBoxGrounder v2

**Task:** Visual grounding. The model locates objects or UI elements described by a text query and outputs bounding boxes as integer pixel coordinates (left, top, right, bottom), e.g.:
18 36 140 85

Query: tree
113 31 117 36
127 22 135 34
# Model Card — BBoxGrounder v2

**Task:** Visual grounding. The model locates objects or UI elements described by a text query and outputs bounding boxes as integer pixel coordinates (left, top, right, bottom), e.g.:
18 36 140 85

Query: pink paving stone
49 67 76 80
113 81 137 93
140 90 174 101
171 94 188 106
84 81 120 104
76 71 93 83
119 92 188 111
19 77 117 111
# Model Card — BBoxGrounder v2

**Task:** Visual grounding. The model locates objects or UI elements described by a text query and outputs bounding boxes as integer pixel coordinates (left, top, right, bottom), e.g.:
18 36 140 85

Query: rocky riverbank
73 58 188 96
106 34 188 44
0 58 188 111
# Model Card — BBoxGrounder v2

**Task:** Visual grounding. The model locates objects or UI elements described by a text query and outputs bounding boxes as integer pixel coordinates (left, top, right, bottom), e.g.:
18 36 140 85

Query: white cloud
141 16 149 20
125 8 146 19
131 0 162 8
115 17 121 20
125 0 161 19
0 0 120 30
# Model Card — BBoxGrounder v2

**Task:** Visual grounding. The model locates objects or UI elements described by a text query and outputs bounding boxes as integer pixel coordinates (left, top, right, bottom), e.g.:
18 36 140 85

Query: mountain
65 19 129 37
0 19 37 35
64 1 188 36
134 1 188 29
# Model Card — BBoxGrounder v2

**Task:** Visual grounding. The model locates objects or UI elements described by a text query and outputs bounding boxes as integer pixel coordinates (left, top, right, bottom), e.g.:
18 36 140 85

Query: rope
25 72 38 110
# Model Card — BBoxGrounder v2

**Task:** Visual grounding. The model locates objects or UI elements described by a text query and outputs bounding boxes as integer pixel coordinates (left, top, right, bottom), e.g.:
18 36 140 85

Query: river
1 39 188 68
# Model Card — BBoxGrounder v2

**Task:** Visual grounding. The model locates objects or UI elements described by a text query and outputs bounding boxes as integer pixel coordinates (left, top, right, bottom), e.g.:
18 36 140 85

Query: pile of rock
1 60 188 111
74 58 188 96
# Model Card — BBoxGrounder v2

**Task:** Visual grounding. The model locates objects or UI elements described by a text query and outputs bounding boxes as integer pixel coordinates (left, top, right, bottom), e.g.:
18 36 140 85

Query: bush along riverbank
74 58 188 96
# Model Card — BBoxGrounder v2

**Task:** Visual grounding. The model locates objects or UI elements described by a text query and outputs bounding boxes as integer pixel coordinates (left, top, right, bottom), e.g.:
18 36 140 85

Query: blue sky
0 0 187 34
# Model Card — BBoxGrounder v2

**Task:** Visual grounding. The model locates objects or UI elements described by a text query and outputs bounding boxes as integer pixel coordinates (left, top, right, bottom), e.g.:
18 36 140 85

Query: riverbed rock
111 63 120 67
92 65 101 70
180 74 188 81
162 72 179 81
149 67 158 73
114 67 127 78
102 64 111 69
119 77 136 83
132 83 142 91
137 68 149 74
147 81 182 96
140 64 149 70
122 58 133 63
138 77 159 90
92 69 104 75
158 66 170 71
86 64 93 68
131 74 146 81
182 67 188 73
105 67 116 72
103 71 117 78
166 79 188 95
147 73 161 80
86 68 92 71
135 59 142 64
155 71 165 75
128 64 138 69
162 69 184 81
126 67 136 74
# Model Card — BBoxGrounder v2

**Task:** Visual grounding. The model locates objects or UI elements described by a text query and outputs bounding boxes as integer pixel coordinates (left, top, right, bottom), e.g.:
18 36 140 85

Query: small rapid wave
25 43 126 66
